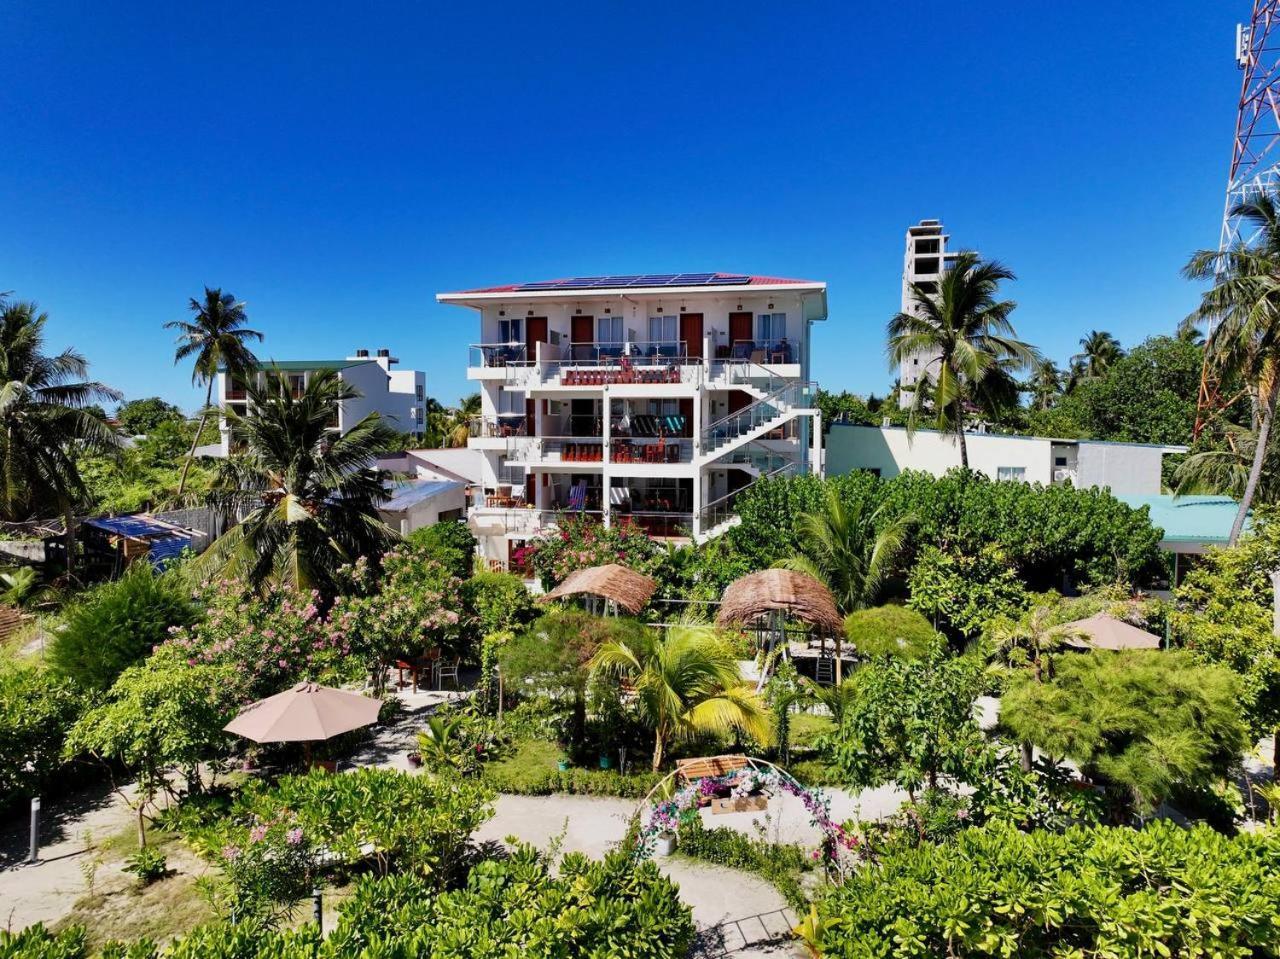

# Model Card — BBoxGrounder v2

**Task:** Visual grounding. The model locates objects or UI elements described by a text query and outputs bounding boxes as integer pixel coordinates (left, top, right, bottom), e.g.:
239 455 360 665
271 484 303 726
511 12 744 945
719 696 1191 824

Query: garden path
0 781 143 931
474 793 806 956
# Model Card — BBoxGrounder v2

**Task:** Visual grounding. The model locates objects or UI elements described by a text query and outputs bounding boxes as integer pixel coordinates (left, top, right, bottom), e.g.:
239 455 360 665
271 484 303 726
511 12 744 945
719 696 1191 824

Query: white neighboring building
436 272 827 571
898 219 962 407
215 348 426 455
826 424 1185 496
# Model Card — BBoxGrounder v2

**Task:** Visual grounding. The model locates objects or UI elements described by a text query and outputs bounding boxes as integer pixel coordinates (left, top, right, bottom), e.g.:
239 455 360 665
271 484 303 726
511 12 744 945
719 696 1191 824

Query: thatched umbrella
715 569 846 683
1059 613 1161 651
539 563 656 615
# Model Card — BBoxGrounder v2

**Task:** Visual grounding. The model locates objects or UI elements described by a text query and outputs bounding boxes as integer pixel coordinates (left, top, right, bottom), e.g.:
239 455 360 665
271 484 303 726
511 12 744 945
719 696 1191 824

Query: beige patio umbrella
1059 613 1161 651
224 682 381 765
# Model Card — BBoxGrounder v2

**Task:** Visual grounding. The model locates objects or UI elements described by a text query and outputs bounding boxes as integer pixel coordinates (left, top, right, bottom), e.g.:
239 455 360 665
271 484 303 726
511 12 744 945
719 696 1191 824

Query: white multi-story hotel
898 219 962 406
214 348 426 455
437 273 827 571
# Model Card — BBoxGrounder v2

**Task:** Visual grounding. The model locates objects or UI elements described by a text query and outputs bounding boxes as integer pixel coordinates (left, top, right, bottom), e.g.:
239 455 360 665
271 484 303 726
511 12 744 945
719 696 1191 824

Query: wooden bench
675 754 750 786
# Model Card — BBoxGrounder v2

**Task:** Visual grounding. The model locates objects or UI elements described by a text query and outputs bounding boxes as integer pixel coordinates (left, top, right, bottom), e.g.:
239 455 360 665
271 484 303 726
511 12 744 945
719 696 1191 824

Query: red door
525 398 535 436
728 312 753 352
571 315 594 360
526 317 548 362
728 390 751 414
680 313 704 359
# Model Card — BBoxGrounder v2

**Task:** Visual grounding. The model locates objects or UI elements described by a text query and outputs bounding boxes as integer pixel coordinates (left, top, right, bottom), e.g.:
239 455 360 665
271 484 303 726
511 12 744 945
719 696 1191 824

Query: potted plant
653 830 676 856
407 751 423 769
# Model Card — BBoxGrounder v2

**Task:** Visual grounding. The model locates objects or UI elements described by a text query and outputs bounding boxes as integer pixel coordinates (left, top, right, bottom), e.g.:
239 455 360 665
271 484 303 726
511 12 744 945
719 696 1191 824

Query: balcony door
526 317 548 361
571 315 594 361
729 311 753 352
680 313 703 359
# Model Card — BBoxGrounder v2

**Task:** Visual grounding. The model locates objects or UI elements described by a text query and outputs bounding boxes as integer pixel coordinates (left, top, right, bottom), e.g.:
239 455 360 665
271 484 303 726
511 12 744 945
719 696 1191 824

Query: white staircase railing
700 381 815 458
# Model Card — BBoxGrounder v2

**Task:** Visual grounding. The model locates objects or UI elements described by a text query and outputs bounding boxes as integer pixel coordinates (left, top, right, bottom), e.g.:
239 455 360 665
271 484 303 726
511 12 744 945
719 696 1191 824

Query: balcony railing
469 343 531 367
698 459 800 532
540 437 605 463
468 415 529 438
703 382 815 453
610 438 691 464
716 339 796 364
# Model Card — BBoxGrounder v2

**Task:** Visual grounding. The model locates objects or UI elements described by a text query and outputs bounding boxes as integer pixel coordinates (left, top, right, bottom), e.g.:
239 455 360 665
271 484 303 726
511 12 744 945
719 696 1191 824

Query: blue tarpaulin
83 515 197 569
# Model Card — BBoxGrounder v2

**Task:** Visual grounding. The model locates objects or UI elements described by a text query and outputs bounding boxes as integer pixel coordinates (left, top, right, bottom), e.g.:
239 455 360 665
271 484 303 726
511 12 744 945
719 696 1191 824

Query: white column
602 387 612 527
810 411 823 476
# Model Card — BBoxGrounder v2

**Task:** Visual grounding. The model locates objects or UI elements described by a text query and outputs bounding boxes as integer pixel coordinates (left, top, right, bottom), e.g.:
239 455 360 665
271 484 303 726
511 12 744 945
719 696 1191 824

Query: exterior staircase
698 381 816 464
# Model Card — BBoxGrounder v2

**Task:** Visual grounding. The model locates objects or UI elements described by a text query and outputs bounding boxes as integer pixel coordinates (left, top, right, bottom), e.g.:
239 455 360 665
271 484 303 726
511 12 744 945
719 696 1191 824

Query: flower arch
634 758 859 871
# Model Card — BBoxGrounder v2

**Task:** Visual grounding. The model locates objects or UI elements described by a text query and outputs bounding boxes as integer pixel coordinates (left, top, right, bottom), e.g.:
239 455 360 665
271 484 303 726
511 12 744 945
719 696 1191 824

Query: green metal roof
1114 494 1245 544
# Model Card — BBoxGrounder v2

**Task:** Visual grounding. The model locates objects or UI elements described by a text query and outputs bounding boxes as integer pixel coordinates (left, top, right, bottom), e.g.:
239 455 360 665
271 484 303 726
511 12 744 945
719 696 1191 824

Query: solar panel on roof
512 273 750 292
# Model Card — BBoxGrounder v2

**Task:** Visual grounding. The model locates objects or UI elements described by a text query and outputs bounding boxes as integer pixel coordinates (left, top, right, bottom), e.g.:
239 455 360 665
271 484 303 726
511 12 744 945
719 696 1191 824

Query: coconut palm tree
589 625 771 771
0 296 121 571
887 253 1038 466
165 288 262 499
443 393 482 448
196 368 397 595
1071 330 1123 381
1026 358 1065 411
1172 422 1280 507
777 487 912 616
1184 193 1280 544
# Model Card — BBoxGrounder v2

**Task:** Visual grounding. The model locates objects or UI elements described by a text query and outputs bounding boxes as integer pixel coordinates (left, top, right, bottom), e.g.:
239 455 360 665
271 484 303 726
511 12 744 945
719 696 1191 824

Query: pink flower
285 828 304 846
249 825 267 843
222 845 241 861
278 659 288 668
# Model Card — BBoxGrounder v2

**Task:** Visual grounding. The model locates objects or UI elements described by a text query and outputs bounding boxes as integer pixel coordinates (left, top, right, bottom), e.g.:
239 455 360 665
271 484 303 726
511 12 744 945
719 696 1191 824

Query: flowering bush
527 515 659 590
329 549 466 687
166 581 356 697
217 812 320 924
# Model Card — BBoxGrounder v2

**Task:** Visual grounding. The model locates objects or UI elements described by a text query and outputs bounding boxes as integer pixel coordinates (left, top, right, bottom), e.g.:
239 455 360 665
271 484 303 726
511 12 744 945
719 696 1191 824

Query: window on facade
498 318 522 344
1054 456 1067 467
996 466 1027 482
415 384 424 401
647 315 678 347
597 316 624 344
497 389 525 415
759 313 787 346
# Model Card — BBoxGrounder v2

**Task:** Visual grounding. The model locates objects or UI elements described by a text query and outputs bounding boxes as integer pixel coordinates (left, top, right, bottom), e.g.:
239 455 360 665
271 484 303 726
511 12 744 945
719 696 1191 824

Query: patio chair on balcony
567 480 588 512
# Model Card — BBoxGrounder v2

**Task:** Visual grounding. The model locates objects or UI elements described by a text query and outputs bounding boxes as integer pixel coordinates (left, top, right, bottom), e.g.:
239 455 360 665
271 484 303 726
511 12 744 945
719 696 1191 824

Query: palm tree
1172 422 1280 507
1184 193 1280 544
589 625 771 771
165 288 262 499
0 296 121 572
777 488 912 615
195 368 397 595
443 393 481 448
1026 358 1064 411
1071 330 1123 380
775 488 912 683
887 253 1038 466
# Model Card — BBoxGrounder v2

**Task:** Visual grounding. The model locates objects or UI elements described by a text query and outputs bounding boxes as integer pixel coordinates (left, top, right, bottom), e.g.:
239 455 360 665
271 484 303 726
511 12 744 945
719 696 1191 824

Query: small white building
215 348 426 455
827 424 1185 496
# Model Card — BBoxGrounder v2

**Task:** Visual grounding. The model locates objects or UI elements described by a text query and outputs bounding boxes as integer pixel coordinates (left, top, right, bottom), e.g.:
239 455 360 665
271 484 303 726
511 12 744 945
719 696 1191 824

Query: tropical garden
1 199 1280 957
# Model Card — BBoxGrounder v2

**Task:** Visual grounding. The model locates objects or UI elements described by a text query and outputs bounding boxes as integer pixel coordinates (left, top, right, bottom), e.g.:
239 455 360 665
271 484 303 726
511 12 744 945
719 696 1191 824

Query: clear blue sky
1 1 1235 413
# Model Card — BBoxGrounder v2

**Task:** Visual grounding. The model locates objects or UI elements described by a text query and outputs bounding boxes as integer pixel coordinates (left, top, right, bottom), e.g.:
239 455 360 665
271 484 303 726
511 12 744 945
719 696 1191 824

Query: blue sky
1 1 1234 412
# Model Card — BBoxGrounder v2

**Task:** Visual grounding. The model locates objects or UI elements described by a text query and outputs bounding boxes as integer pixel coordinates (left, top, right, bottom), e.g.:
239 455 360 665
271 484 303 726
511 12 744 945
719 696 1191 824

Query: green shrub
461 572 535 637
843 605 940 660
0 659 86 811
4 845 694 958
190 768 493 886
907 545 1031 638
1001 650 1249 817
814 821 1280 958
121 846 169 887
676 817 812 909
49 564 198 691
405 521 476 580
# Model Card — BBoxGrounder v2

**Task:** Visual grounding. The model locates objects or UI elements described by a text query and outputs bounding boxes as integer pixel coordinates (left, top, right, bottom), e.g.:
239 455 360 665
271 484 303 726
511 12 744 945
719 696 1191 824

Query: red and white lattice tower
1220 2 1280 249
1195 2 1280 439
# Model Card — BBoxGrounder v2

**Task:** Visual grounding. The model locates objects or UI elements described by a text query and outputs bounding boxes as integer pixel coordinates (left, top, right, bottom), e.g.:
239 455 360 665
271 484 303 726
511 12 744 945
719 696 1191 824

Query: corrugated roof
85 515 186 539
1114 494 1246 544
381 479 464 512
